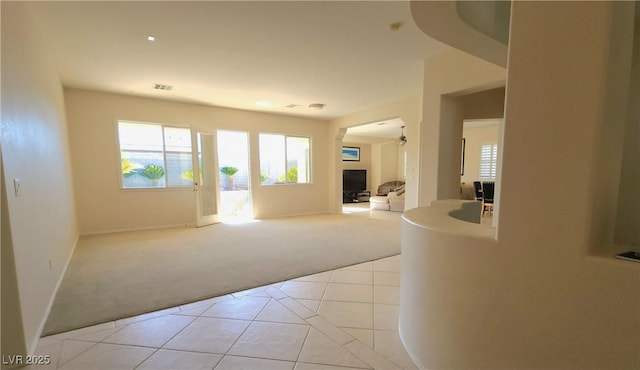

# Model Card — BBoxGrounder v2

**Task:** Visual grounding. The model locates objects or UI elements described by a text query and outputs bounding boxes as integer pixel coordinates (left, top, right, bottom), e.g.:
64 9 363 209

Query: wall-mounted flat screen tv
343 169 367 192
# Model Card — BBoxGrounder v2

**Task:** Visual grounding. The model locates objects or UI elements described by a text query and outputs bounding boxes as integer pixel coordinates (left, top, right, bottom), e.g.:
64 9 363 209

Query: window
259 134 310 185
403 150 408 179
118 121 192 188
479 143 498 179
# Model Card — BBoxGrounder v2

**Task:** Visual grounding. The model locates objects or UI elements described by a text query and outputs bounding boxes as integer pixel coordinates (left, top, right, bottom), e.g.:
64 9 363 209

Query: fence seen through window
259 134 310 185
118 121 192 189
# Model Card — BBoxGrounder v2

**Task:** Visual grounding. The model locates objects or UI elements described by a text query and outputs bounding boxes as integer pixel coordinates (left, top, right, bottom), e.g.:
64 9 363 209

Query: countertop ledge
402 200 496 240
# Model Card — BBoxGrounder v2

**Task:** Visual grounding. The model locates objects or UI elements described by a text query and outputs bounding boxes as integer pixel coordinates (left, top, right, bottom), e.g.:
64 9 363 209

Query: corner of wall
2 1 80 354
1 153 28 363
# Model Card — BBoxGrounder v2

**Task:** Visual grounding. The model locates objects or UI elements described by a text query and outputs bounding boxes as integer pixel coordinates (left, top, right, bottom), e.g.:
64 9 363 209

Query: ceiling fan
399 125 407 146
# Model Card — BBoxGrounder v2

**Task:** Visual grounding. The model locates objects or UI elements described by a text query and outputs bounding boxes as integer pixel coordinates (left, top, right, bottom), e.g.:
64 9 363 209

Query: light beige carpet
43 213 400 335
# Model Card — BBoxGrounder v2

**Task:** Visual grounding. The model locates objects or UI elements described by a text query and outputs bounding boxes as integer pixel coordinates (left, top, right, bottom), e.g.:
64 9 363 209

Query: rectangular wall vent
153 84 173 91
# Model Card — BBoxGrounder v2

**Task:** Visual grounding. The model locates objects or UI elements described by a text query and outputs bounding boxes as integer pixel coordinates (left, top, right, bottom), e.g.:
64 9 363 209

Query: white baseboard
31 233 80 354
255 211 333 220
81 223 193 236
29 223 193 352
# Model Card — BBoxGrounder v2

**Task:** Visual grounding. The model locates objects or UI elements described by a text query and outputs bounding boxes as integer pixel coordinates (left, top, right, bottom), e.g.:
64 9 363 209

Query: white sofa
369 182 405 212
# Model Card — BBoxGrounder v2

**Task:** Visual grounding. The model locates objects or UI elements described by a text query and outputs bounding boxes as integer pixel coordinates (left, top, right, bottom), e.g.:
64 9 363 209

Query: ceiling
344 117 406 143
30 1 446 125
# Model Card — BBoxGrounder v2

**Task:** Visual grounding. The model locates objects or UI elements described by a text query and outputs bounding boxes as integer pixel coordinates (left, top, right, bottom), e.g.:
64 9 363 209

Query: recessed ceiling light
147 35 156 41
153 83 172 91
256 101 271 107
389 22 403 32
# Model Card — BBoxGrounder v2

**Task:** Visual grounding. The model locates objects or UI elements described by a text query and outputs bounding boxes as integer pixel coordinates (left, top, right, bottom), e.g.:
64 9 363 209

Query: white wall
461 87 505 120
65 89 330 234
400 2 640 369
379 142 399 184
461 121 499 184
497 2 639 366
1 2 79 354
419 49 506 207
1 151 28 363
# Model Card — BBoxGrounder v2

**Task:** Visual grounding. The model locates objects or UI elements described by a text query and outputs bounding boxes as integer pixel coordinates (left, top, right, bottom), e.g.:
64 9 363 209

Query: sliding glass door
216 130 252 221
193 132 220 227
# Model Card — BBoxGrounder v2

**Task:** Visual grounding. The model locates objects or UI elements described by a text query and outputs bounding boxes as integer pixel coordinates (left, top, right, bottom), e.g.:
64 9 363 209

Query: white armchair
387 186 406 212
369 182 405 212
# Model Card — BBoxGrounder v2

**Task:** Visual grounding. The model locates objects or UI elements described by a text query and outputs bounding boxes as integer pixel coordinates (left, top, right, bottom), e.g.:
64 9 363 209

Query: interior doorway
216 130 252 222
461 119 501 186
342 117 407 204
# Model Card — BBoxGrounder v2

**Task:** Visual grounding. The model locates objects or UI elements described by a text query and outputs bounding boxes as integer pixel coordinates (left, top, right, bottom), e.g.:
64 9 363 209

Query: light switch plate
13 179 21 197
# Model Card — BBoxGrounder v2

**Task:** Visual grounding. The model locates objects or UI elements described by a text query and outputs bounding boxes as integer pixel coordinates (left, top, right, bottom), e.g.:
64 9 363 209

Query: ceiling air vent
153 84 173 91
286 104 301 108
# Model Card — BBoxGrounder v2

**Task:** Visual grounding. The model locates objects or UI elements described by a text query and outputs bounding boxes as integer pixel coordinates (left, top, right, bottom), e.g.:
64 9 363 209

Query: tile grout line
129 314 201 369
273 282 320 321
177 300 216 314
319 273 333 302
300 314 373 369
295 279 382 370
43 255 404 369
54 339 99 369
209 353 296 368
292 323 312 366
159 302 255 361
218 297 273 361
342 337 404 370
33 337 64 367
132 346 160 370
54 320 143 369
297 358 371 370
283 272 379 369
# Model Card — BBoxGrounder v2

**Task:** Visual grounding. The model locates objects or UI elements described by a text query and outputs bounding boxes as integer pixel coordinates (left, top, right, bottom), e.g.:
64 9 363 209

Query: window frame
116 120 193 190
258 133 312 186
479 143 498 180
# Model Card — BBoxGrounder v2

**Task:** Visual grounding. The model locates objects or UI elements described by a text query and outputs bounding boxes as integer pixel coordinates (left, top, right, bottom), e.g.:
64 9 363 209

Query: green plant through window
278 166 298 183
180 169 204 184
121 157 142 177
117 121 192 189
140 164 165 180
259 134 310 185
220 166 239 191
180 169 194 182
220 166 239 176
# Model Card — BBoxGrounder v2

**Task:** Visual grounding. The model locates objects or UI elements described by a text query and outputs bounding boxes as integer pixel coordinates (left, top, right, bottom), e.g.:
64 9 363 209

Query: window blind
479 144 498 179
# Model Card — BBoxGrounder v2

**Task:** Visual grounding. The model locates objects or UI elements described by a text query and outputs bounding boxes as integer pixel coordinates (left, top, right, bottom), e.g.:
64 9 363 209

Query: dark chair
473 181 483 201
481 182 495 215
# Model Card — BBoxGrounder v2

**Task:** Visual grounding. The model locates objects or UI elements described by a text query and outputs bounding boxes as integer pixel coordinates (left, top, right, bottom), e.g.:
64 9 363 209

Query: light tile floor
31 198 416 370
31 255 414 370
31 203 487 369
340 203 402 223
